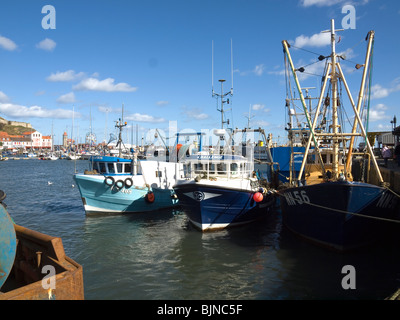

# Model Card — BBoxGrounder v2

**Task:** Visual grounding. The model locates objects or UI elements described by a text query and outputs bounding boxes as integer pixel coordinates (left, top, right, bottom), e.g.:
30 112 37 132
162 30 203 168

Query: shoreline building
0 131 52 151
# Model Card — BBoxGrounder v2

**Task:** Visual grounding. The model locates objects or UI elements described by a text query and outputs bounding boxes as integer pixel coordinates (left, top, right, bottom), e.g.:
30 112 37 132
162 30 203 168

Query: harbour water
1 159 400 300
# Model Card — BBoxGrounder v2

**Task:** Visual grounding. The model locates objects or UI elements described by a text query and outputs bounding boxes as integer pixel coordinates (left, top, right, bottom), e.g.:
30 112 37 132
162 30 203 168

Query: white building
0 131 52 151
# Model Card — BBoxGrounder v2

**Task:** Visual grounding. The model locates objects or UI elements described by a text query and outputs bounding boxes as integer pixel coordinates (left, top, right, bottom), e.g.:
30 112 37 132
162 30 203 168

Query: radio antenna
212 40 234 129
212 40 214 95
231 38 234 94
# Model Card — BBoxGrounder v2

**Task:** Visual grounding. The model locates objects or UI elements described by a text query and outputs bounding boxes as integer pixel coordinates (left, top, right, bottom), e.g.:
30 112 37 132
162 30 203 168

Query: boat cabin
182 154 254 180
87 156 138 176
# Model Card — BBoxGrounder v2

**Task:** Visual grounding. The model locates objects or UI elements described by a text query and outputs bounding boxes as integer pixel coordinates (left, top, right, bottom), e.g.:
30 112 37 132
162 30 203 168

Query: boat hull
73 174 178 214
0 198 17 289
173 182 276 231
279 181 399 251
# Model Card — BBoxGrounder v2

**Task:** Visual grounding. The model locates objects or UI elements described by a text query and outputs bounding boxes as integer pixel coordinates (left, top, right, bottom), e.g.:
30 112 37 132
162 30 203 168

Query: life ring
114 180 125 189
124 178 133 188
145 191 155 203
104 176 115 186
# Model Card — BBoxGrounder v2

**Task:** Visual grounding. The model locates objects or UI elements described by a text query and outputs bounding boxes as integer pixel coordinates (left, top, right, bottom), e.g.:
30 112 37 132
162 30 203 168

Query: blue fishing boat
0 190 16 290
279 20 400 251
74 156 181 214
73 118 182 214
173 128 276 231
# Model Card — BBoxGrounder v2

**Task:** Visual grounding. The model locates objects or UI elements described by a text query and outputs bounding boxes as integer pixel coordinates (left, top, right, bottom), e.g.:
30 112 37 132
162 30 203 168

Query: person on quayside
382 145 392 168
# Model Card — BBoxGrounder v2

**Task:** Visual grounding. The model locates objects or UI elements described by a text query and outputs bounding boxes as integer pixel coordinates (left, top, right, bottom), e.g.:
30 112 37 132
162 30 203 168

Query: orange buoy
145 191 155 203
176 144 182 155
253 192 263 203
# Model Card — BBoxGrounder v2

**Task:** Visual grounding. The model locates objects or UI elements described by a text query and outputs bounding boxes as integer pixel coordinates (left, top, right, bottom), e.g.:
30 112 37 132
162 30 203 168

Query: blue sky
0 0 399 147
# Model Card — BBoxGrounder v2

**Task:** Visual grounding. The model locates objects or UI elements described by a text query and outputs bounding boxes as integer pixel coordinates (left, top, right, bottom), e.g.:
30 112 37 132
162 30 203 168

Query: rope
384 185 400 199
276 190 400 224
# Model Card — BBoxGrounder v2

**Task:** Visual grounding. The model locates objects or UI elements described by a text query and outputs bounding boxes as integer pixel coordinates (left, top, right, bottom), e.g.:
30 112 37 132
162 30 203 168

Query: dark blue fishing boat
280 180 398 250
278 20 400 251
173 129 276 231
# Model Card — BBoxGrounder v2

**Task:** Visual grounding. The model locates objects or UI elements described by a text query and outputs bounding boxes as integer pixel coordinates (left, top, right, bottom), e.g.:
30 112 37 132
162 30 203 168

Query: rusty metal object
0 224 84 300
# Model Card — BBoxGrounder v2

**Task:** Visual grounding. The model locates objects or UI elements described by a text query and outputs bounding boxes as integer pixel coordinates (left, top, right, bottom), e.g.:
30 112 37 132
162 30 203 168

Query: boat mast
326 19 343 179
345 30 375 169
282 39 326 181
283 20 384 185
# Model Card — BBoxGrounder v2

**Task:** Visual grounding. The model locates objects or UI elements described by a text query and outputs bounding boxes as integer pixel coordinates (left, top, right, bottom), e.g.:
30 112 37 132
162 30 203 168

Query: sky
0 0 399 147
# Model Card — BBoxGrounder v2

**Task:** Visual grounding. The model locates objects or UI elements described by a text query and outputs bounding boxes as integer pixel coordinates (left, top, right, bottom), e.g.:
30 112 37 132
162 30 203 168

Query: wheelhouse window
107 163 115 173
116 163 123 173
97 162 107 173
125 163 132 174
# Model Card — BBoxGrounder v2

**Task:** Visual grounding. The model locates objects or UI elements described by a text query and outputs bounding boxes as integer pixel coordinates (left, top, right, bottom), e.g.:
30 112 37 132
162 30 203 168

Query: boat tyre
115 180 125 189
124 178 133 188
104 176 115 186
0 190 6 203
145 191 155 203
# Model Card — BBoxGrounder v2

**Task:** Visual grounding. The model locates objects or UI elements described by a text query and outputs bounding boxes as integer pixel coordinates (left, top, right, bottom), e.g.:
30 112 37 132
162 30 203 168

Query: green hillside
0 117 34 135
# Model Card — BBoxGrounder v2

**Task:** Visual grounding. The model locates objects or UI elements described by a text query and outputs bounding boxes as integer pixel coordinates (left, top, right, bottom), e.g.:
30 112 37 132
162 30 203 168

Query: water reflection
1 159 400 300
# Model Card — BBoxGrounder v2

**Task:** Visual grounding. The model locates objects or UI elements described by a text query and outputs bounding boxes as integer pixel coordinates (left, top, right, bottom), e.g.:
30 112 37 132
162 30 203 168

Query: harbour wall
369 164 400 194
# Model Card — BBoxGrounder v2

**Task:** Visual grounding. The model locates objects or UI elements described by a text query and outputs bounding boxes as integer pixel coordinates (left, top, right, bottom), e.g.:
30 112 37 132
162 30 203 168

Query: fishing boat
173 127 277 231
278 20 400 251
73 116 183 214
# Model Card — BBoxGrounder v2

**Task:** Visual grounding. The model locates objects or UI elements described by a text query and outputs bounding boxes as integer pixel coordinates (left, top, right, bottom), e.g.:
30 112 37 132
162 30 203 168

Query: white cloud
0 103 79 119
300 0 344 7
237 64 266 76
252 104 265 111
0 35 17 51
293 32 330 48
368 103 390 122
268 69 285 76
0 91 10 103
98 105 113 113
296 58 326 80
125 112 165 123
371 79 400 99
337 48 355 60
253 120 270 127
156 101 169 106
57 92 76 104
47 70 86 82
300 0 369 7
36 38 56 51
371 84 390 99
181 106 209 121
73 77 137 92
253 64 265 76
192 113 208 120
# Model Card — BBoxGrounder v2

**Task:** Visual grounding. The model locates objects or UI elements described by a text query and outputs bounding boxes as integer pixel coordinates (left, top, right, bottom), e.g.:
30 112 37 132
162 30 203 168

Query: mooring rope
384 185 400 199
